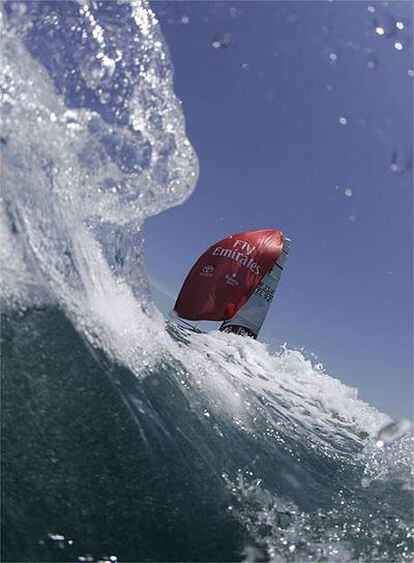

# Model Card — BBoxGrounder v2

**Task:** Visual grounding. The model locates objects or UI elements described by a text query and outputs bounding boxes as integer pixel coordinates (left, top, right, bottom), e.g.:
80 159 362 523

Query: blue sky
145 1 413 420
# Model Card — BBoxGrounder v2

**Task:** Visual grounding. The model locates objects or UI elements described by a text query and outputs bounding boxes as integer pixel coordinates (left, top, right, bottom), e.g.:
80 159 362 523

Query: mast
219 237 291 338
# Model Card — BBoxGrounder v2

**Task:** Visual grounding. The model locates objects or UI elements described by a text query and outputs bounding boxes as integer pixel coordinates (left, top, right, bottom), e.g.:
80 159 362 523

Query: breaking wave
1 2 412 562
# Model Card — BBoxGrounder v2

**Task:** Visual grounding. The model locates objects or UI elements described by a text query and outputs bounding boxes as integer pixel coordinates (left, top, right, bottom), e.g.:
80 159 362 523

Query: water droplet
376 419 412 445
229 7 241 18
241 62 249 70
339 116 348 126
211 32 232 49
180 15 189 25
394 41 403 51
348 214 357 222
366 54 379 69
375 26 385 36
395 21 404 30
48 533 65 541
408 69 414 77
390 150 412 174
344 188 353 197
328 51 339 64
367 6 376 13
99 92 111 105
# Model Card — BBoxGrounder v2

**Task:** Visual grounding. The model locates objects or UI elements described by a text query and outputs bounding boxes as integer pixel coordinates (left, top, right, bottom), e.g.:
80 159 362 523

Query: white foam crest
169 329 390 448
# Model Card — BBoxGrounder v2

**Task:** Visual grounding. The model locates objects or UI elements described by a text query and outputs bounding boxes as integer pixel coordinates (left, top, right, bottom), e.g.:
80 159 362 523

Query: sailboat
174 229 290 339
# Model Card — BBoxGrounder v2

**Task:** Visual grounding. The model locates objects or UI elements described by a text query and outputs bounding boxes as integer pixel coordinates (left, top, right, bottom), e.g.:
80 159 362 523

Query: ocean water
1 2 413 562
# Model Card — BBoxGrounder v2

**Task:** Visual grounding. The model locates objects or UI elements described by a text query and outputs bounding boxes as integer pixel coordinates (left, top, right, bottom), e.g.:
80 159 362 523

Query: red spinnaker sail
174 229 284 321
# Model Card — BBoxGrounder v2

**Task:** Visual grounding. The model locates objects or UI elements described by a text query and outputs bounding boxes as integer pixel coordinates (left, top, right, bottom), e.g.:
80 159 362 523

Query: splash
1 0 199 370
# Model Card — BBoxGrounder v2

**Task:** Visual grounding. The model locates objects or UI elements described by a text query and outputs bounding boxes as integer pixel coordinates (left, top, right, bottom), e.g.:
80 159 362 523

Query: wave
1 2 412 561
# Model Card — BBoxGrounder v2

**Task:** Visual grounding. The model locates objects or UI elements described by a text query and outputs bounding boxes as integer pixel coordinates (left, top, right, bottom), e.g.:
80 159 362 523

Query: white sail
219 237 291 338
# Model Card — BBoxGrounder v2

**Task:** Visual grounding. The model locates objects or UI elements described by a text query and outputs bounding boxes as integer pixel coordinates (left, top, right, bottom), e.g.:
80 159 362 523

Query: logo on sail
225 273 239 287
200 265 215 277
212 245 261 275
